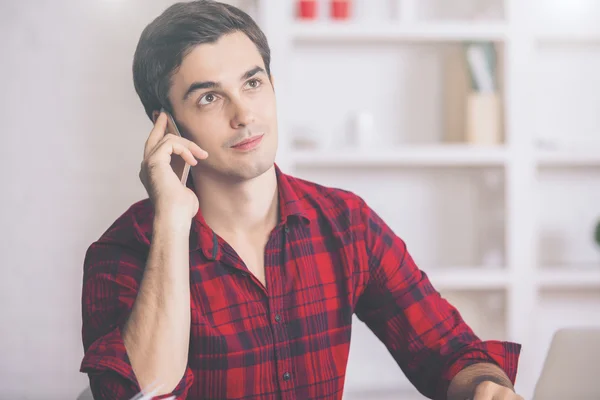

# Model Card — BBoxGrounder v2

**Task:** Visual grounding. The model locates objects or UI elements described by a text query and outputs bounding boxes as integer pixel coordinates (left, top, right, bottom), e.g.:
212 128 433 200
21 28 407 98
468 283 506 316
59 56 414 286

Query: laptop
532 327 600 400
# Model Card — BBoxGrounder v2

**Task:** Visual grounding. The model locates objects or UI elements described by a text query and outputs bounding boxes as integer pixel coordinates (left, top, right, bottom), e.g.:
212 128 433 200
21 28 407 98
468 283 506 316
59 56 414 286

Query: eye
245 78 262 89
199 92 219 106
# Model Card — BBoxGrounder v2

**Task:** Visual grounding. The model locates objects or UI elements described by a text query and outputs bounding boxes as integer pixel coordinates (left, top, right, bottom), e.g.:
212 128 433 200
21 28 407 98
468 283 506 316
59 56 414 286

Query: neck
191 165 279 236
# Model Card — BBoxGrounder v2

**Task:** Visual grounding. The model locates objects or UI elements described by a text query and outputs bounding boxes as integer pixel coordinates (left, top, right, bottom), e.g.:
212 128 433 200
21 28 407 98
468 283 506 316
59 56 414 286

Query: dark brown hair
132 0 271 120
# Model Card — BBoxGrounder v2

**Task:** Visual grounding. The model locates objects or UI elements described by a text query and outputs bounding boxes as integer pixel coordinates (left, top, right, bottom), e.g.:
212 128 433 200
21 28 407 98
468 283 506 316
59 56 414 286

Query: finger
189 140 209 159
144 111 168 158
157 133 208 160
496 388 522 400
166 140 199 167
149 139 199 167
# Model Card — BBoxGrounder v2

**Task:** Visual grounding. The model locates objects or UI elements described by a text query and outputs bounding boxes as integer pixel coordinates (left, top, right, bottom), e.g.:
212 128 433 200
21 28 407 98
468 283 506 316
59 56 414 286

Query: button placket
268 223 293 390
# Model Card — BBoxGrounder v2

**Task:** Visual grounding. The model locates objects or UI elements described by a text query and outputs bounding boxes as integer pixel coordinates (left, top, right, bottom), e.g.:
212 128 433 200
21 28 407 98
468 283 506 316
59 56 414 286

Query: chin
234 158 273 181
213 152 276 183
229 137 277 181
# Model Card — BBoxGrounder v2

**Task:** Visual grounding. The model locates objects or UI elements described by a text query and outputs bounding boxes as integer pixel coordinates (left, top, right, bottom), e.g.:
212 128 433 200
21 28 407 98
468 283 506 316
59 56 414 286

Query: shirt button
284 225 290 233
283 372 291 381
274 314 282 322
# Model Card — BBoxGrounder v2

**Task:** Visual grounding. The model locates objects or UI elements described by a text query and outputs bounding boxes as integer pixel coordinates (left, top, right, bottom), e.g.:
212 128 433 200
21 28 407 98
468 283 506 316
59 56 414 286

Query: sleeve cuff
81 326 139 387
81 327 193 399
438 340 522 399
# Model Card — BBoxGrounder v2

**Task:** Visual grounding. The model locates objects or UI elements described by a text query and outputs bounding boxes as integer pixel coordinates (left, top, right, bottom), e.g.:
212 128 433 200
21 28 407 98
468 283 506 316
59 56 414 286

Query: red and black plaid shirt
80 165 520 400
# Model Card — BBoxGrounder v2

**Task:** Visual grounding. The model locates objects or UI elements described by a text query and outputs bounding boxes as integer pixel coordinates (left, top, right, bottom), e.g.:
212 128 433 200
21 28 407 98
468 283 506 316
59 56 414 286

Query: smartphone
161 108 191 185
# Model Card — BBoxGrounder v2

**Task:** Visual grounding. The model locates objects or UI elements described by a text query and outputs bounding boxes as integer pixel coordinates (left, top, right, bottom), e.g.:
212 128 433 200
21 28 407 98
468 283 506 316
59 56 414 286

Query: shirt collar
188 163 311 255
274 163 311 225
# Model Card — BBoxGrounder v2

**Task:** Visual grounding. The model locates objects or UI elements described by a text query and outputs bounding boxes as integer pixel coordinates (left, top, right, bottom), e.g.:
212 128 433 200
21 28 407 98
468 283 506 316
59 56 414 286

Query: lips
231 134 264 150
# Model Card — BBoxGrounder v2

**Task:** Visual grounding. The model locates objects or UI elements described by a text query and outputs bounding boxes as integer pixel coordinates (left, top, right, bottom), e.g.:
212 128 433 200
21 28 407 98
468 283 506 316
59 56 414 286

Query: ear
152 109 161 123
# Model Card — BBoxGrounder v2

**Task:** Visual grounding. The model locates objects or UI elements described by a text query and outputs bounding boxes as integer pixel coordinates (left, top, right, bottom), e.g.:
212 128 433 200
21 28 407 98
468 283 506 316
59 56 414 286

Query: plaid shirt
80 166 520 400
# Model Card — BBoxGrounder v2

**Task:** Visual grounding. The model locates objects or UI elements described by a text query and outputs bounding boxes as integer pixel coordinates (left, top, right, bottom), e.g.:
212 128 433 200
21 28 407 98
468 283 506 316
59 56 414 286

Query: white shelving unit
537 267 600 289
535 26 600 43
537 149 600 167
291 145 507 167
292 21 509 42
233 0 600 398
426 268 510 290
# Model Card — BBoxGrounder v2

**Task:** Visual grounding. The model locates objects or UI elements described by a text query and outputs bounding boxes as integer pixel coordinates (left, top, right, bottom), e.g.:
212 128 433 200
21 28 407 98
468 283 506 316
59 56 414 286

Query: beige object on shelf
466 92 502 145
443 45 470 143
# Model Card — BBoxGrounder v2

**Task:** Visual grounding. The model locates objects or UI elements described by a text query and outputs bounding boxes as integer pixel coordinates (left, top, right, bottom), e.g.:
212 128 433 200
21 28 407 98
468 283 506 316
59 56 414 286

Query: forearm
447 363 514 400
123 216 191 394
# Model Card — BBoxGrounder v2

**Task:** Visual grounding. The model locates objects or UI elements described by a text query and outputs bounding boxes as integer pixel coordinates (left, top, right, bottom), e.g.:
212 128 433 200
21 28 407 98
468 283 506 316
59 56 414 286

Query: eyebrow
182 66 266 101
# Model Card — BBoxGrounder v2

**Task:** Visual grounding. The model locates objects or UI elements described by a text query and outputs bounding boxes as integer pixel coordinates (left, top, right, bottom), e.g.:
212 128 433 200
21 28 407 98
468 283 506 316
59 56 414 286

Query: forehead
173 31 264 86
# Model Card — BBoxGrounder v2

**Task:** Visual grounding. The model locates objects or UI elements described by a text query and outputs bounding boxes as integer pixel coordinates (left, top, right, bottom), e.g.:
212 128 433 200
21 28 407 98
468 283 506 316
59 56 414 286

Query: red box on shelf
297 0 318 20
331 0 351 20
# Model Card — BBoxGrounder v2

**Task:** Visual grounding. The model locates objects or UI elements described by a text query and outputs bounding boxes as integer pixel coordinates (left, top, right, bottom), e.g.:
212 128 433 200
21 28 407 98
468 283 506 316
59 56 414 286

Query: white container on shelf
396 0 417 22
354 0 391 22
482 248 504 269
349 110 377 148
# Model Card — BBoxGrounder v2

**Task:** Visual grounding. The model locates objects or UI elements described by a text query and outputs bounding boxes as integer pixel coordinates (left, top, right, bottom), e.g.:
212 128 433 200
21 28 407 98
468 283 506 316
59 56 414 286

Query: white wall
0 1 175 398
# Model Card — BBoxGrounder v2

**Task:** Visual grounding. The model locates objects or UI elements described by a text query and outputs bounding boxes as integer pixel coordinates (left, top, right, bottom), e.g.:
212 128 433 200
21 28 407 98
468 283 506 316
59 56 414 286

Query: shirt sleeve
80 214 193 399
354 199 521 400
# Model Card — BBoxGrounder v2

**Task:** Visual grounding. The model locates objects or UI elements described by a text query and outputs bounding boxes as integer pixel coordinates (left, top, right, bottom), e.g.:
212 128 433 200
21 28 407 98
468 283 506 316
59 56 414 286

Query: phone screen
162 109 191 185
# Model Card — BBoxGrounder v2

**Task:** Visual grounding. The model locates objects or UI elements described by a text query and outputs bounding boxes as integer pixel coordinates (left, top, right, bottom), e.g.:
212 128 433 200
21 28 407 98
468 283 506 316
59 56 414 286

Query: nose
230 98 255 129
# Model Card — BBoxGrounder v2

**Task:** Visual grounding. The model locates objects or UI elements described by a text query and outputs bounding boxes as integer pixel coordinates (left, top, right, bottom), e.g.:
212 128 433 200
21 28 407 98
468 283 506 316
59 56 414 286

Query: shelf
536 26 600 43
291 21 508 42
291 145 507 167
536 150 600 167
425 268 509 290
537 267 600 289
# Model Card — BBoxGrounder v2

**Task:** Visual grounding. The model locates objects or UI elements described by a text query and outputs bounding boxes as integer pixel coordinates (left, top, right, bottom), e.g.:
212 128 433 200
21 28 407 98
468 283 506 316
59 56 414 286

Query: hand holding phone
139 110 208 223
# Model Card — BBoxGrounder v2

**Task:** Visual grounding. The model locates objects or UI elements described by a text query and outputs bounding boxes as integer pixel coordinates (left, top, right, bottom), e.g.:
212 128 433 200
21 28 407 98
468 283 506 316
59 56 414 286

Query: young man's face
167 31 277 182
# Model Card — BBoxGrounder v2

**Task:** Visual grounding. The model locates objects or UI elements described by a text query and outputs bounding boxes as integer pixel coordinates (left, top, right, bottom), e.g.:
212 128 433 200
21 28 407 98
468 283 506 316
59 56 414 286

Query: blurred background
1 0 600 399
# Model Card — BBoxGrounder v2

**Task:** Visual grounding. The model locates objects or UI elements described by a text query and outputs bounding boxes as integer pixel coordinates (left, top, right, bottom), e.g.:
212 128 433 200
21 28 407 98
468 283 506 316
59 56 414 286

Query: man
80 1 523 399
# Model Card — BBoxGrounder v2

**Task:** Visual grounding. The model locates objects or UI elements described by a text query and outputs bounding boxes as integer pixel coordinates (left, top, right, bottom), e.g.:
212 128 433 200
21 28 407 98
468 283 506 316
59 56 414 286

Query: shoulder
82 199 154 284
91 198 154 253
